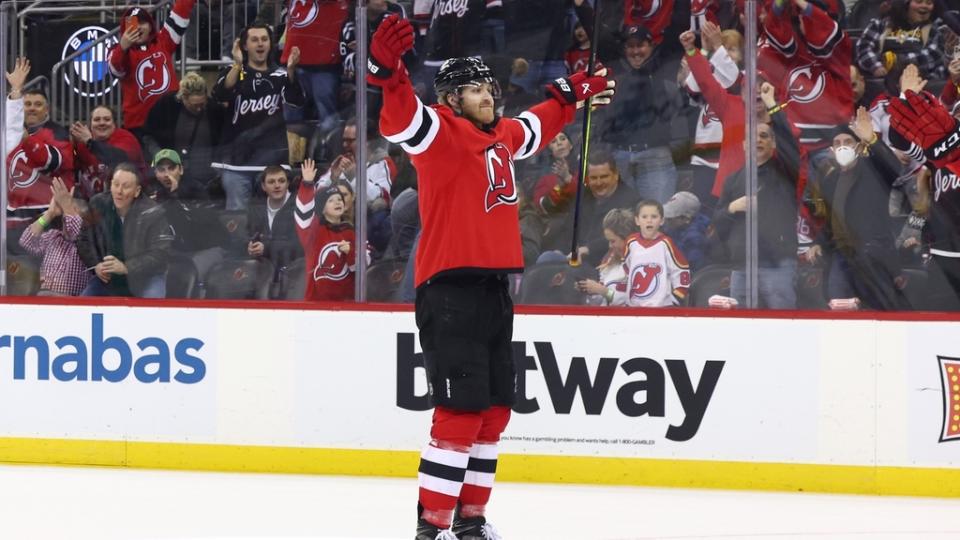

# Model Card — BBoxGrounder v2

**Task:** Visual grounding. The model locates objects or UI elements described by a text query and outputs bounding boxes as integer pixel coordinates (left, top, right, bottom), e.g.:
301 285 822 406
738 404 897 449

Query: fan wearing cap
597 24 685 204
366 14 614 540
803 107 909 310
107 0 197 133
294 158 357 302
663 191 711 273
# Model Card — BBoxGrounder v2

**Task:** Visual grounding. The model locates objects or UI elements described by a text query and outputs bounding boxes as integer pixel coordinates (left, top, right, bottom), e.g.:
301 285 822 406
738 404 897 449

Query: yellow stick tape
0 438 957 498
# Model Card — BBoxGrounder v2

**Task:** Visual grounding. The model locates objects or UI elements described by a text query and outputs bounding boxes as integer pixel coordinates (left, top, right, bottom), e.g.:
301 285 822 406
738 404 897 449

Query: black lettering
396 333 429 411
616 357 665 418
534 342 617 415
665 359 725 442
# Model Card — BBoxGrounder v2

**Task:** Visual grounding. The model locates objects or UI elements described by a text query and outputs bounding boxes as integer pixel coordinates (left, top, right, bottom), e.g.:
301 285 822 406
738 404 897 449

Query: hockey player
611 200 691 307
295 158 357 302
108 0 196 132
888 65 960 308
365 14 614 540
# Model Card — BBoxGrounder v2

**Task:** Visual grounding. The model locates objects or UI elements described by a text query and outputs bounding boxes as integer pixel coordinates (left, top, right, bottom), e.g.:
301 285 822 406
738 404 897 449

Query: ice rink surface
0 464 957 540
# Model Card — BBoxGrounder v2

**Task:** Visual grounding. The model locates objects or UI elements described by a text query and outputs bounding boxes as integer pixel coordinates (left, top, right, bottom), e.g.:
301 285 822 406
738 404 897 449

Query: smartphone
953 43 960 59
126 15 139 34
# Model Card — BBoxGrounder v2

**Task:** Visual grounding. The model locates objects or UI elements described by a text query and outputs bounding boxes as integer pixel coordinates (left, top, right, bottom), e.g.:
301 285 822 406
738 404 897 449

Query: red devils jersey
623 0 674 45
281 0 348 66
74 128 146 198
108 0 195 129
379 76 575 286
6 122 75 227
759 0 852 151
295 181 357 301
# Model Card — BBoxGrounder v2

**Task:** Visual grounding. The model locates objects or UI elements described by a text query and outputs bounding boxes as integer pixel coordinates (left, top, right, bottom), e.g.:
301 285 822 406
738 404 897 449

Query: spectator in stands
598 25 685 204
712 82 801 309
71 105 145 199
680 21 742 215
575 208 635 306
18 177 89 296
680 30 770 215
340 0 412 122
663 191 710 273
78 163 173 298
565 20 592 74
295 158 357 301
411 0 503 92
246 165 302 275
315 119 393 257
759 0 852 185
151 149 227 279
108 1 196 136
5 57 75 243
607 200 691 307
544 150 641 266
334 178 356 224
856 0 947 81
142 72 225 199
213 24 306 211
805 108 908 310
281 0 350 139
510 0 595 92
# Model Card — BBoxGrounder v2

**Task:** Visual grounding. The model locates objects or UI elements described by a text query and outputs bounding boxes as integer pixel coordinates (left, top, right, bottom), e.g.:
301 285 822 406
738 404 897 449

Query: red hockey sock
418 407 484 527
458 406 511 518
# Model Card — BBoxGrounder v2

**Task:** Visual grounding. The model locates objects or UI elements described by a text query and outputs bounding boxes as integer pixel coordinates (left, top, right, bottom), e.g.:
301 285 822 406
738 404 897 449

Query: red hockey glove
367 15 414 88
889 90 960 171
545 67 615 108
23 135 60 172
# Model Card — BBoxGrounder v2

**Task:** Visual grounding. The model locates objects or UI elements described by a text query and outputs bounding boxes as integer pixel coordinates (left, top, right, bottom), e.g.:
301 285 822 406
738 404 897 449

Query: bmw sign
61 26 119 98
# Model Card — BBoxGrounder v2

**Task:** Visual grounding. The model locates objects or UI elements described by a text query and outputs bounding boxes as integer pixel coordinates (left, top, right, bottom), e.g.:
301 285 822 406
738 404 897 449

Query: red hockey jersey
108 0 195 129
295 181 357 301
281 0 349 67
759 0 852 151
379 75 575 286
6 117 75 228
74 128 146 198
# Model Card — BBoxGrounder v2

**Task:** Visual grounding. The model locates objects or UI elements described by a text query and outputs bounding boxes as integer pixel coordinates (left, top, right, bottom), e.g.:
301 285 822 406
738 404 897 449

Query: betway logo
395 334 724 442
0 313 206 383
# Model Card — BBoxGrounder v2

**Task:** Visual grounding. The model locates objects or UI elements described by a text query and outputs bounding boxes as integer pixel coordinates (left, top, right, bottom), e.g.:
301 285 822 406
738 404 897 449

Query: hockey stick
569 0 603 267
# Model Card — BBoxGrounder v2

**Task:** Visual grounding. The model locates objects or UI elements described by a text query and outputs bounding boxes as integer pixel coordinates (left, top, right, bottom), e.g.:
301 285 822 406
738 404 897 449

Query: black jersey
928 168 960 254
212 65 306 170
413 0 493 66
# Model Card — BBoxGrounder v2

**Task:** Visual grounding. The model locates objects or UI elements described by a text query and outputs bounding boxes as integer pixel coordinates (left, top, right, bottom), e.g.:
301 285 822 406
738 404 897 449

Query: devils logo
313 242 349 281
484 143 518 212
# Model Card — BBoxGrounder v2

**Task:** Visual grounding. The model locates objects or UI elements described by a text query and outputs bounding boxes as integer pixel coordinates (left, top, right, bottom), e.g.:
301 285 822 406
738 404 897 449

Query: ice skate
416 518 458 540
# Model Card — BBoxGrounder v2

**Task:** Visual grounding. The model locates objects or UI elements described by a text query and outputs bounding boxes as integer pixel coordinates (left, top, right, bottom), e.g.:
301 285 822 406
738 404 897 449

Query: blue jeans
730 257 797 309
283 68 341 134
613 146 678 204
221 169 259 211
82 274 166 298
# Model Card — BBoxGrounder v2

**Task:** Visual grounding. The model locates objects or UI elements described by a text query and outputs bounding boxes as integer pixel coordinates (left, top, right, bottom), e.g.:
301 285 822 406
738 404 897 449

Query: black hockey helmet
433 57 501 101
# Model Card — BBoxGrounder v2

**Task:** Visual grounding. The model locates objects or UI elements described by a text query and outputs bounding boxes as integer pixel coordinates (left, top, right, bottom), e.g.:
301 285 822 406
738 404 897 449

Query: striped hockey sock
418 442 470 528
457 442 499 517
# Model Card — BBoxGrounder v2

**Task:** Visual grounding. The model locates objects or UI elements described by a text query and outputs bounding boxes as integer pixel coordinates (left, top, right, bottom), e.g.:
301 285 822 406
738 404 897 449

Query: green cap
152 148 182 167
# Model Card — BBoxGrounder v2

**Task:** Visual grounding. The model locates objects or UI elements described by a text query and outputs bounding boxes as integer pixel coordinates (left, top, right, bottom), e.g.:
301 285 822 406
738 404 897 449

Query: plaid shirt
856 17 947 80
18 214 91 296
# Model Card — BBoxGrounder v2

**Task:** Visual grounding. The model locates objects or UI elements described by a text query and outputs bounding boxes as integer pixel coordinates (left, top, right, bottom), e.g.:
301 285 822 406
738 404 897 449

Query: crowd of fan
6 0 960 310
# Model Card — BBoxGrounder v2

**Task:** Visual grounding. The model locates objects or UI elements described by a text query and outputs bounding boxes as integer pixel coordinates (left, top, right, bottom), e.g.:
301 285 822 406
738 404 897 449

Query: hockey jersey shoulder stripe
296 196 315 215
807 24 843 58
513 111 542 160
383 97 437 148
400 105 440 155
764 32 796 56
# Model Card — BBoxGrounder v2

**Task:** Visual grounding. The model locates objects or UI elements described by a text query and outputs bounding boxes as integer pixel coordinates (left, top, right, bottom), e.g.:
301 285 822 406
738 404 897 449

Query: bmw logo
61 26 119 98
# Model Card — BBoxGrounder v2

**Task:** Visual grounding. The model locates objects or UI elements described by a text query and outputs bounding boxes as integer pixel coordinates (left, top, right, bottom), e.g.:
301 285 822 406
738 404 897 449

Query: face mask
834 145 858 168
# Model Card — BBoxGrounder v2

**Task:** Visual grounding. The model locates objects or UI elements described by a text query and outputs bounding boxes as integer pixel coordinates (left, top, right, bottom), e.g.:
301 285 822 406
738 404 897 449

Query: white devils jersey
611 233 690 307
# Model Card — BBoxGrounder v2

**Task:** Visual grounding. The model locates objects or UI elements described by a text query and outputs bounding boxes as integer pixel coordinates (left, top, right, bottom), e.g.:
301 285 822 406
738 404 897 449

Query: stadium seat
203 258 274 300
367 257 406 302
687 264 732 308
216 210 249 254
5 255 40 296
165 253 199 299
898 267 930 311
517 262 598 305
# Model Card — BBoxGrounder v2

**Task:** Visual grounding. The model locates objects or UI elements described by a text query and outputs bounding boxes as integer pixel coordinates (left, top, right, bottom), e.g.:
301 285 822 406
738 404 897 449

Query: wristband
767 102 788 115
37 216 48 229
605 288 614 302
686 48 697 57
